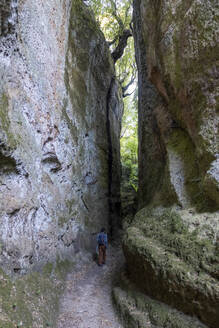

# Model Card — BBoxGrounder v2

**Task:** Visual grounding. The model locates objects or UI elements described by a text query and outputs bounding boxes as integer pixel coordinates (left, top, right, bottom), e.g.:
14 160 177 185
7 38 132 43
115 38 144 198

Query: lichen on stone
0 258 74 327
113 273 208 328
123 205 219 327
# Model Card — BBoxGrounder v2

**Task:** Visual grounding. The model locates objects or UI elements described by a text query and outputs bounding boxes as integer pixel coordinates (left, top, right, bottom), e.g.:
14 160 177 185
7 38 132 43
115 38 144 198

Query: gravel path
57 243 124 328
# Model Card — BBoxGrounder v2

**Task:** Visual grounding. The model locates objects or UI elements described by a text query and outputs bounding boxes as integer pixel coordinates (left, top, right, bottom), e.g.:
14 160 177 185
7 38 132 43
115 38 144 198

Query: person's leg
98 246 103 265
103 246 106 264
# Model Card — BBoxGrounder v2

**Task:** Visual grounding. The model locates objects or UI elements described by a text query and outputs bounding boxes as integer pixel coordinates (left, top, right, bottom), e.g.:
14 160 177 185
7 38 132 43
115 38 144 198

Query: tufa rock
0 0 122 275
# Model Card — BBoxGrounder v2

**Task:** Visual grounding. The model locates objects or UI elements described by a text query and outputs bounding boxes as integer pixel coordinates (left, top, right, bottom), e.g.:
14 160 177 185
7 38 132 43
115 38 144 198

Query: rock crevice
0 0 122 277
120 0 219 327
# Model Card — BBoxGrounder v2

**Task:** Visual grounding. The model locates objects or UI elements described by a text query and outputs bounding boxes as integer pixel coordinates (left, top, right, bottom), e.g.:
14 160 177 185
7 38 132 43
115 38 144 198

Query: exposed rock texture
113 273 208 328
121 1 219 327
123 207 219 327
0 259 73 327
0 0 122 276
136 0 218 210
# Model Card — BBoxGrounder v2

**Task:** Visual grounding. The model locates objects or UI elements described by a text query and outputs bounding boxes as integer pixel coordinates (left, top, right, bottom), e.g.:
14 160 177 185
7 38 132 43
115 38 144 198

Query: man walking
97 228 108 266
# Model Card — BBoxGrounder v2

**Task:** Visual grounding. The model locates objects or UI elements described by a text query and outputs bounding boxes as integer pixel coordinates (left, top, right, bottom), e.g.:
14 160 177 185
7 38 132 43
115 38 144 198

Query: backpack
98 233 105 246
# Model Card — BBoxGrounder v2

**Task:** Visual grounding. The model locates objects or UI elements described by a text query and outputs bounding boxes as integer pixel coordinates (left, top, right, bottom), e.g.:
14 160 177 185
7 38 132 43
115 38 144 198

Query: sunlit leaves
87 0 134 87
87 0 138 189
120 90 138 190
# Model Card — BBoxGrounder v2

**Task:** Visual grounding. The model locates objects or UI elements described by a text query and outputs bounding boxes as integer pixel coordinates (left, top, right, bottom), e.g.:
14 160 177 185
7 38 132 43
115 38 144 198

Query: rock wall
0 0 122 275
136 0 218 210
120 1 219 327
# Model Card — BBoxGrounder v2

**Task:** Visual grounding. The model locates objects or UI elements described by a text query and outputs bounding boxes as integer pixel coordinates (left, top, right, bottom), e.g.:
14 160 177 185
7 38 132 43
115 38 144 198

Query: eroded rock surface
136 0 218 210
113 273 208 328
0 0 122 276
123 207 219 327
121 1 219 327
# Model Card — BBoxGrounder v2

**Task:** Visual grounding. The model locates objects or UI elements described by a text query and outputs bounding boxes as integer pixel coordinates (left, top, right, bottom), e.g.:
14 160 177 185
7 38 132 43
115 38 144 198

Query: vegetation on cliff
123 206 219 328
88 0 138 197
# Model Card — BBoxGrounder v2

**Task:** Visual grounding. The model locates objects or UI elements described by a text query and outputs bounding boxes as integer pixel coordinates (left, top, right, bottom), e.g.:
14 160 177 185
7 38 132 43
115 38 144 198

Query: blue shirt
97 232 108 247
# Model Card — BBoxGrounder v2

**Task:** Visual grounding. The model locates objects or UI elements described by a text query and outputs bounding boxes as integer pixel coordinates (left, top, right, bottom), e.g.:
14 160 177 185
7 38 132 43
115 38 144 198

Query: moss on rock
0 258 74 327
123 206 219 327
0 93 16 148
137 0 218 209
113 275 207 328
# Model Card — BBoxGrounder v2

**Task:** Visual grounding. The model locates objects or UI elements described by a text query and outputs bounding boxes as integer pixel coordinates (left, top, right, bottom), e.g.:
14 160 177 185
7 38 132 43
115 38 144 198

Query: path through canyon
57 242 124 328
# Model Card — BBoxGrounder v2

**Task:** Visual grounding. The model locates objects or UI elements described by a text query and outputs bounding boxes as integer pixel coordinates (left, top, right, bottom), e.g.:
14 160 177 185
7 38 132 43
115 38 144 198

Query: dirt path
57 243 124 328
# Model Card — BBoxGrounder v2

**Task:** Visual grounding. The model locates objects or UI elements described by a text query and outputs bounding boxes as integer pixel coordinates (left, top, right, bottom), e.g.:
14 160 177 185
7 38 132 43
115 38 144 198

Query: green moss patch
132 207 218 278
0 258 74 327
113 275 207 328
0 94 17 148
123 206 219 327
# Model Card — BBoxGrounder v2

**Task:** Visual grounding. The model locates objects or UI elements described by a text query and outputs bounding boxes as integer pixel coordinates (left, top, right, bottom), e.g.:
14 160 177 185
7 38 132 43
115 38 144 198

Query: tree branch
122 74 136 94
111 29 132 63
109 0 124 31
124 3 131 26
129 19 134 33
119 72 129 85
120 126 128 139
123 90 135 98
107 35 119 47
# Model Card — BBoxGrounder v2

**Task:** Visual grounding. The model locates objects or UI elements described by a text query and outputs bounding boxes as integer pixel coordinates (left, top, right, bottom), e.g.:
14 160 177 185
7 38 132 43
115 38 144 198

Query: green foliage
121 92 138 190
88 0 135 87
88 0 132 38
88 0 138 190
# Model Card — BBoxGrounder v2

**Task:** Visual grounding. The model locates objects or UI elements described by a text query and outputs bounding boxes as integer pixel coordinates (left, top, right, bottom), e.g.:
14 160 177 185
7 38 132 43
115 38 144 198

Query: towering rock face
119 1 219 327
0 0 122 275
136 0 218 210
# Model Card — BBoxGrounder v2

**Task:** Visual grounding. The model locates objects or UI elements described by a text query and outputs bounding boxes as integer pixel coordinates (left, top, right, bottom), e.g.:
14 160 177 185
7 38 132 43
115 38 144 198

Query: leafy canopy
120 91 138 190
87 0 136 92
87 0 138 190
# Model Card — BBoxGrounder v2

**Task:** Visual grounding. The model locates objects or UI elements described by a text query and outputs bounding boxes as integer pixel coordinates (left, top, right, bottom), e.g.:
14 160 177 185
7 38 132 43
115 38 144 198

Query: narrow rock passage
57 242 124 328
